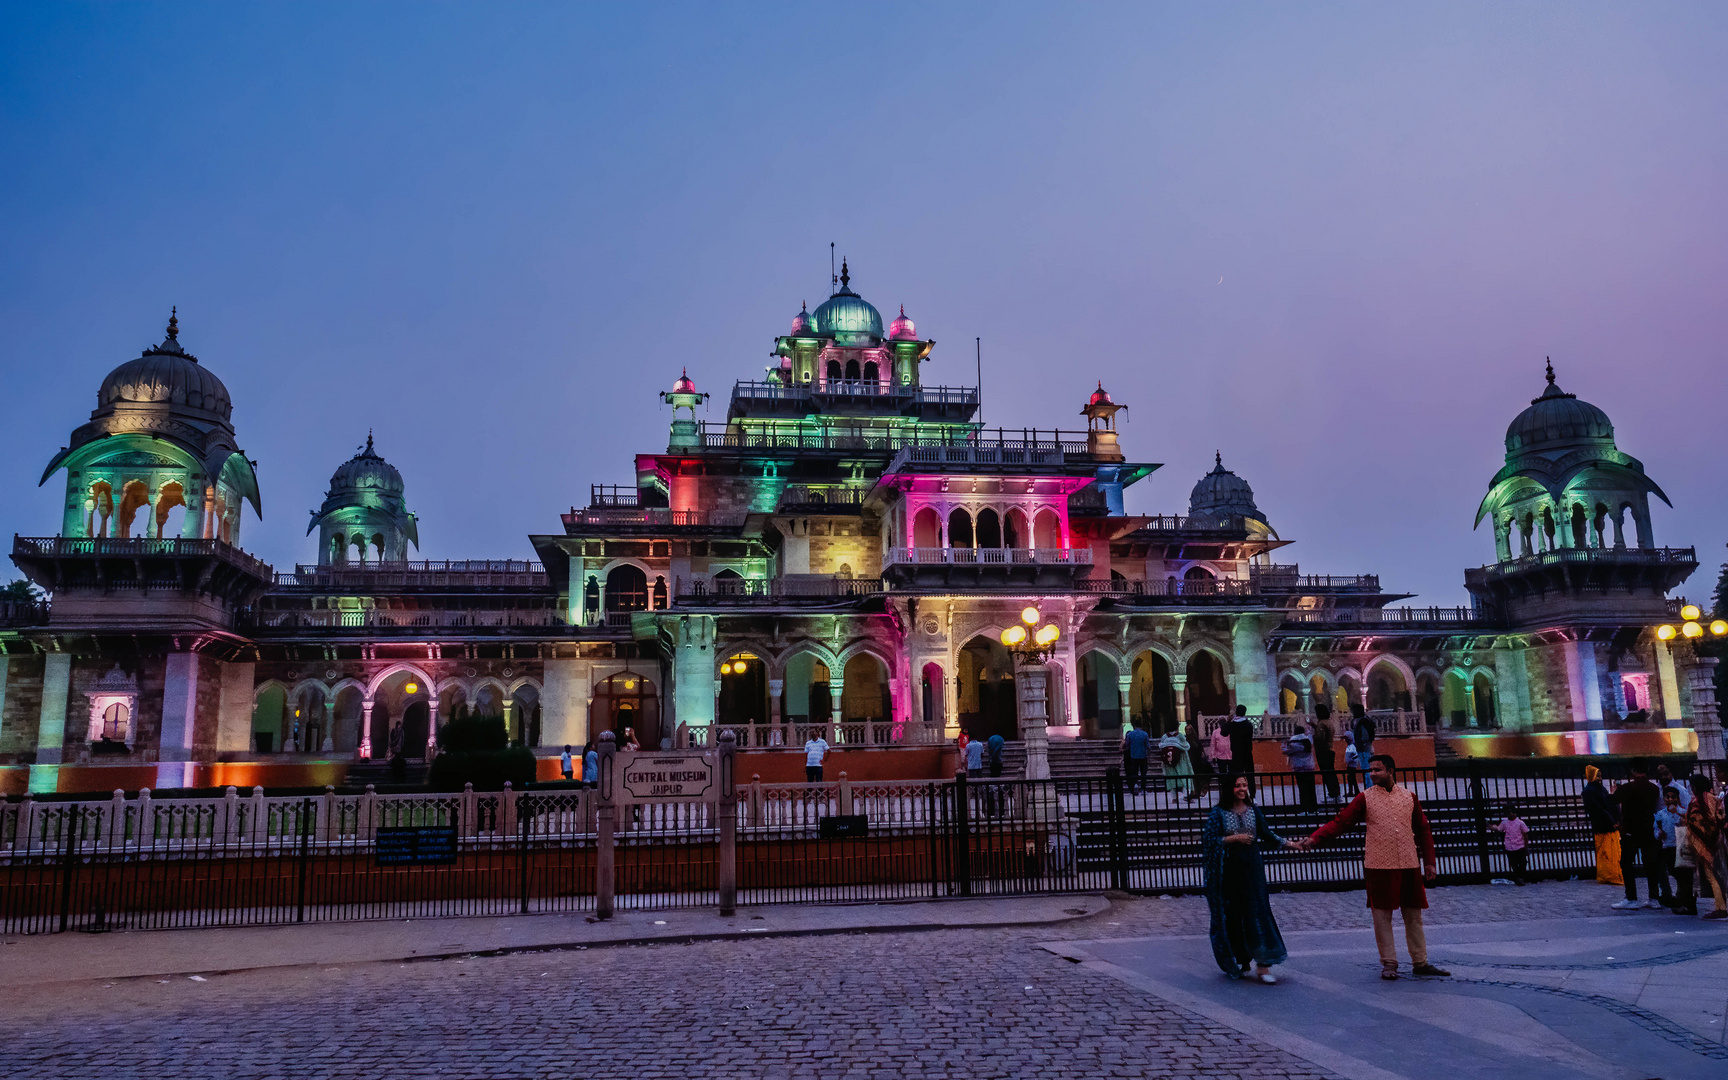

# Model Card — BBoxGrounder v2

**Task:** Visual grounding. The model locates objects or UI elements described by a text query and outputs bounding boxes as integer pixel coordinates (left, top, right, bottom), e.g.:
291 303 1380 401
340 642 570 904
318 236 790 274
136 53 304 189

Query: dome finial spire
839 258 850 291
166 306 178 341
1215 450 1223 470
366 429 374 454
1545 356 1555 384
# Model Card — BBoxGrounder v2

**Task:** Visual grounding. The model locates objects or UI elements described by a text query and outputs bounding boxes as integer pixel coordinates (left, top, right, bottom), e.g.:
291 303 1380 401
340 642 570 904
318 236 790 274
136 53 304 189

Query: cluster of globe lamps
1656 605 1728 643
1000 606 1061 659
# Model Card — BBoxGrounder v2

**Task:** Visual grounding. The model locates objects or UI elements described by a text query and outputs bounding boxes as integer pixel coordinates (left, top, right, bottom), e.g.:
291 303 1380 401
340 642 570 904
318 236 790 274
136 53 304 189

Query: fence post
748 775 762 828
461 782 477 837
596 731 617 920
319 785 335 842
16 793 34 854
136 788 153 850
717 730 737 916
1106 766 1128 892
296 796 312 923
838 772 853 816
953 770 971 898
519 792 532 915
109 789 125 850
928 781 942 900
58 804 80 933
250 786 267 844
223 786 240 844
1467 762 1492 881
359 785 377 843
501 782 518 838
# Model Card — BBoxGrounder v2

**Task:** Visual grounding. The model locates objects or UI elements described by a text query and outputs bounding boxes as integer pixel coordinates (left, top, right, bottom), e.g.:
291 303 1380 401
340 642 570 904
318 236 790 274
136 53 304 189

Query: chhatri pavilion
1 268 1719 793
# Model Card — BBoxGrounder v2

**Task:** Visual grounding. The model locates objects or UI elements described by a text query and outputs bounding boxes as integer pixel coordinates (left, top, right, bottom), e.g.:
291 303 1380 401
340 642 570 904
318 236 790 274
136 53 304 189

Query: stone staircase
988 739 1148 780
345 760 430 787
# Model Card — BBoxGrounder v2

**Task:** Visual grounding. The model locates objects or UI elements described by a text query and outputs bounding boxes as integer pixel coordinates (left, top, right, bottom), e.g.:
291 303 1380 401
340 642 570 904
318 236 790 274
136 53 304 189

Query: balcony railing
675 577 883 601
1278 605 1484 627
1081 577 1257 597
246 609 567 630
1251 566 1383 592
1480 546 1697 571
729 380 979 407
885 547 1092 566
562 508 748 530
776 486 867 511
13 535 273 580
589 485 640 507
0 598 50 627
688 424 1093 455
278 560 546 588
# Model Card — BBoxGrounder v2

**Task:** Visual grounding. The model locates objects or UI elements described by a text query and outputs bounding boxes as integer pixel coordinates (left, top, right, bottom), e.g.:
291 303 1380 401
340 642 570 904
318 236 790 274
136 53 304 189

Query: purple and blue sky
3 3 1724 604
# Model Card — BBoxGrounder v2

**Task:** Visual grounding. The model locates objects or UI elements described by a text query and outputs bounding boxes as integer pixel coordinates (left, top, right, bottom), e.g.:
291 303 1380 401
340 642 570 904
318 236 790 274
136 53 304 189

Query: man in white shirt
804 734 830 783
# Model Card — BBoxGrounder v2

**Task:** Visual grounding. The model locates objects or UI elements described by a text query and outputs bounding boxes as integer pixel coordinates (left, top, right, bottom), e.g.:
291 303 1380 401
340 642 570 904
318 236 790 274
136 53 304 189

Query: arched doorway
1417 673 1442 728
920 662 945 727
590 673 660 747
1472 672 1497 728
1366 663 1411 712
251 685 286 754
975 509 1002 549
1185 651 1229 725
1129 651 1176 733
1079 651 1121 737
1442 671 1471 728
782 653 833 727
948 509 974 549
606 565 648 613
913 507 941 547
374 671 432 758
958 635 1016 741
333 686 363 751
718 652 770 726
512 684 543 747
1279 674 1305 715
841 653 891 725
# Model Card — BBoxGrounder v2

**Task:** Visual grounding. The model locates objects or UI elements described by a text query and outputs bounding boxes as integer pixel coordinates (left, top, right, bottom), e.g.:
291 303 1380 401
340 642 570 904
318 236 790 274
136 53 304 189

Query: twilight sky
2 2 1724 605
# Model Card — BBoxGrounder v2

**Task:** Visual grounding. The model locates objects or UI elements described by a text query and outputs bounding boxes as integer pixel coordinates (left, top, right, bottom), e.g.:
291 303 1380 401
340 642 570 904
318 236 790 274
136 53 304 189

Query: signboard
375 826 458 866
620 752 714 801
818 814 869 839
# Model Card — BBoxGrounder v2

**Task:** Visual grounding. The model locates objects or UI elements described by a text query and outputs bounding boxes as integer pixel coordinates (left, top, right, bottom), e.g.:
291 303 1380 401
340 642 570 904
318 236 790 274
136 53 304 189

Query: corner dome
326 433 403 495
790 302 812 335
670 369 698 395
810 259 883 339
1089 382 1114 406
94 309 232 423
888 305 917 341
1504 361 1614 454
1189 452 1262 523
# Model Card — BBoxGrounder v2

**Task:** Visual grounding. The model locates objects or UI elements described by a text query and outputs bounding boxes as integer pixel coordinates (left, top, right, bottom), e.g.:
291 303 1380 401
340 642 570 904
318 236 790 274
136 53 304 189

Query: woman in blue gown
1202 773 1291 982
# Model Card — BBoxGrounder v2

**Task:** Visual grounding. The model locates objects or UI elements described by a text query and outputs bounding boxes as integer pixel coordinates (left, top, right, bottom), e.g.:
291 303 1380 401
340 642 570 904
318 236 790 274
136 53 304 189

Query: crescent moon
1218 276 1224 285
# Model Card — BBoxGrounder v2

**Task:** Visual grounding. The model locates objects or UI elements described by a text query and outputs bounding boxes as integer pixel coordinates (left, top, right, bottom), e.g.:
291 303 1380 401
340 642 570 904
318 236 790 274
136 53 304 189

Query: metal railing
0 598 50 626
13 535 273 579
562 508 749 529
1197 711 1431 738
1279 606 1484 627
1080 576 1256 597
247 609 567 630
1477 546 1697 572
8 763 1679 933
885 547 1092 566
776 485 867 511
674 576 883 601
277 560 547 588
678 721 947 748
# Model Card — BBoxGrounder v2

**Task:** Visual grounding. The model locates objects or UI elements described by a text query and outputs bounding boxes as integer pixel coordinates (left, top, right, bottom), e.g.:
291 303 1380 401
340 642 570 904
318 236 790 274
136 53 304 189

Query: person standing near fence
1611 759 1667 910
1312 704 1339 804
1122 722 1152 794
1224 706 1256 789
1349 705 1375 789
1160 724 1197 801
804 731 829 783
583 741 599 789
1490 805 1529 885
1203 773 1292 983
1656 788 1690 913
1294 754 1450 981
1282 721 1317 813
1583 766 1623 887
560 745 574 781
1685 781 1727 918
1657 763 1692 810
965 734 984 778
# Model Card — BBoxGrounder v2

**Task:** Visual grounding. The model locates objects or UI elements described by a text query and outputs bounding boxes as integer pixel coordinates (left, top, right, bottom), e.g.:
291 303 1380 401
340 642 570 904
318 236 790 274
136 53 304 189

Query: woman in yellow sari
1583 766 1622 886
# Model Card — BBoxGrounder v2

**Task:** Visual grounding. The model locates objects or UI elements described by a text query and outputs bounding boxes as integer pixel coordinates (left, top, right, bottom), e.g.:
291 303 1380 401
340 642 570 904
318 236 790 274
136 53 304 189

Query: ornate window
85 664 140 749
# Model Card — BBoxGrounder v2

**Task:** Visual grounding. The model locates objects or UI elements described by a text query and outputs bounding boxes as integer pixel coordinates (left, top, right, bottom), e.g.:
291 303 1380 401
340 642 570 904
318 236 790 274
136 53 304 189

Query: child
1491 805 1530 885
1656 787 1693 914
1339 730 1362 796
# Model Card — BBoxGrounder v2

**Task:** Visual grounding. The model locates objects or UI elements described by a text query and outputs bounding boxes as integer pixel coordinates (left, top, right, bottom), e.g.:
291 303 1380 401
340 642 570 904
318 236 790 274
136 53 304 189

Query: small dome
790 302 812 335
327 433 404 495
671 368 698 395
888 305 917 341
95 310 232 423
1189 452 1262 522
1504 362 1614 454
1089 382 1114 406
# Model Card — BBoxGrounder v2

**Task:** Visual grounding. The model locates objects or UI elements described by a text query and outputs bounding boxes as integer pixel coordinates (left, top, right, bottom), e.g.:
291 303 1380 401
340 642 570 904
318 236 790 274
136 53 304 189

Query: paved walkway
1049 899 1728 1080
0 879 1719 1079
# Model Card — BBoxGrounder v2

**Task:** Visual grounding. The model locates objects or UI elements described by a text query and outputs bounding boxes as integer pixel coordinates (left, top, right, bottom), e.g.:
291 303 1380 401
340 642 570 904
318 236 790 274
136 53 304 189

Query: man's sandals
1383 963 1452 980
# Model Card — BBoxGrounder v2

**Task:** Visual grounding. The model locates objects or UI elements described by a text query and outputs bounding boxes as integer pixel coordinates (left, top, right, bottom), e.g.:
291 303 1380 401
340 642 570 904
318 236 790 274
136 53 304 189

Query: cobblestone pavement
0 880 1642 1080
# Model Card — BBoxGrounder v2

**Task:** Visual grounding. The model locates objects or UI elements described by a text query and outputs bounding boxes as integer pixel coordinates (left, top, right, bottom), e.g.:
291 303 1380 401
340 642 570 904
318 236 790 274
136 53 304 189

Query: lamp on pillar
1655 605 1726 736
1001 607 1062 780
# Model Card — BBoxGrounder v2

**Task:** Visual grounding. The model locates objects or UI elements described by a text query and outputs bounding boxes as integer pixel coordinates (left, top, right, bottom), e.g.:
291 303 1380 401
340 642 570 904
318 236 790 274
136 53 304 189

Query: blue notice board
375 826 458 866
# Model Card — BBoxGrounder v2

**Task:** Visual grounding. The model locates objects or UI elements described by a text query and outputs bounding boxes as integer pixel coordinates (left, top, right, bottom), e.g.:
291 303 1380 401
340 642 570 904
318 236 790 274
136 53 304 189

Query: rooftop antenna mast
976 337 983 426
830 242 836 292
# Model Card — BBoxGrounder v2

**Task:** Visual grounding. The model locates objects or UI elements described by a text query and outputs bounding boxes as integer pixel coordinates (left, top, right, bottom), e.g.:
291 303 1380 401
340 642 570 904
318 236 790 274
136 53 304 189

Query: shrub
429 716 533 791
436 715 509 753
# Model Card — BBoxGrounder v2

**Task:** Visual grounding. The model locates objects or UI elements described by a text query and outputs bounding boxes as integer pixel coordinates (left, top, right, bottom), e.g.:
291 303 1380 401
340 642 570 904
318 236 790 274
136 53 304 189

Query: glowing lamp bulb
1001 625 1028 647
1034 623 1061 647
1656 624 1677 641
1021 606 1041 626
720 662 733 675
1712 620 1728 637
404 682 418 694
1682 621 1704 639
624 679 636 690
1681 604 1702 621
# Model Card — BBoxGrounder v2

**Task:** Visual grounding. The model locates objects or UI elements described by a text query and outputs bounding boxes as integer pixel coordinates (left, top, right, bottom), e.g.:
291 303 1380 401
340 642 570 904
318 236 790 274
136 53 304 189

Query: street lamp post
1001 606 1062 781
1655 605 1727 760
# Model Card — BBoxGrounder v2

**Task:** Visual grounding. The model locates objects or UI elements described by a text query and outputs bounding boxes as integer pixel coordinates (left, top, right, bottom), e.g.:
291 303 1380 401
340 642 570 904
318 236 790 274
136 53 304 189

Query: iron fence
3 763 1715 934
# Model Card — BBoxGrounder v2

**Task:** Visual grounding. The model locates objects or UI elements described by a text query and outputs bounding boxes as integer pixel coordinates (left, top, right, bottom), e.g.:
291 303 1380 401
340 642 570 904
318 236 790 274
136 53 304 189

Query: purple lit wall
2 4 1725 604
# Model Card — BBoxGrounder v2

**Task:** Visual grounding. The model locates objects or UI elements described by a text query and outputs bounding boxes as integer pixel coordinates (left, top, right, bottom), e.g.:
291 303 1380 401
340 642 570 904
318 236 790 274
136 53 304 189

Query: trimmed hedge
428 715 535 791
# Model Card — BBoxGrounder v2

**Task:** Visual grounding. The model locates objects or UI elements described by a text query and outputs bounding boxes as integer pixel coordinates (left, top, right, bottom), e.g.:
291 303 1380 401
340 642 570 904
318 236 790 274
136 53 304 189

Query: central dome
1189 452 1262 523
95 310 232 423
1504 362 1614 454
327 434 404 495
810 259 883 339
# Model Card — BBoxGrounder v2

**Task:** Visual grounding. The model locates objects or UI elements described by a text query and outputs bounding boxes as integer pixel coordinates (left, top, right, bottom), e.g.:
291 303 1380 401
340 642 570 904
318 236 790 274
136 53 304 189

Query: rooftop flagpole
976 337 983 426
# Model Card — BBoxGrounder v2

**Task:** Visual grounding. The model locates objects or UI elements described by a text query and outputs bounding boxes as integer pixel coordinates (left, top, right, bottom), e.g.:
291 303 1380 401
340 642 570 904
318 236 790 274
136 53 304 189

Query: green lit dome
1505 364 1614 454
810 259 883 339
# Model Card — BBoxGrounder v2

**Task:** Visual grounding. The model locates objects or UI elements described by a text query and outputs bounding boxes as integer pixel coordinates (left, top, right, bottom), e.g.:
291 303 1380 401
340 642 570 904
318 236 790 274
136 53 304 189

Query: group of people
557 742 604 788
1584 759 1727 917
1202 750 1450 982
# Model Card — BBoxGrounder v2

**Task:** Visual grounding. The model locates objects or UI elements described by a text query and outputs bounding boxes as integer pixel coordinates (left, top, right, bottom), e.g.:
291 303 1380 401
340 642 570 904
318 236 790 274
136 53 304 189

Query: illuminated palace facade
1 273 1720 793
